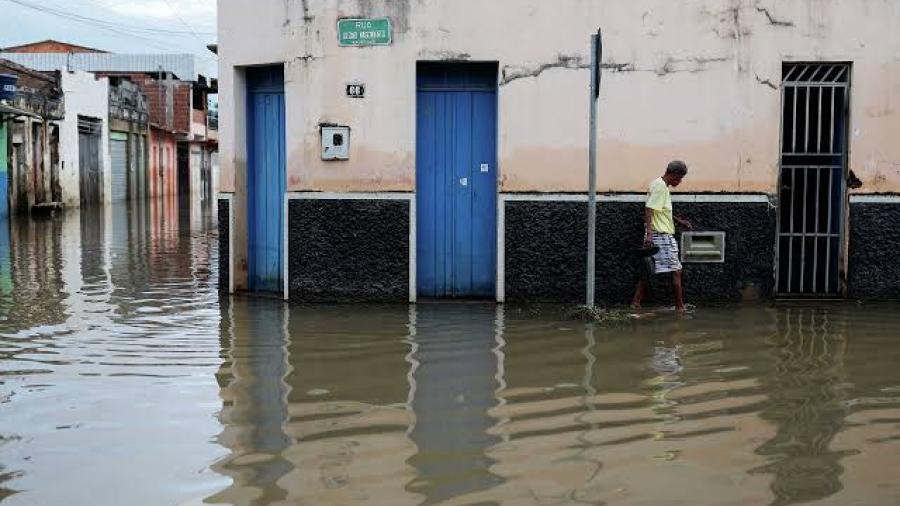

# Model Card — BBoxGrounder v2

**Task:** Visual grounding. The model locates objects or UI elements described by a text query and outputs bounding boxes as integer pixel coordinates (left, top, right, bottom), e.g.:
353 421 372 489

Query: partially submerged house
0 59 64 214
216 1 900 304
1 58 113 214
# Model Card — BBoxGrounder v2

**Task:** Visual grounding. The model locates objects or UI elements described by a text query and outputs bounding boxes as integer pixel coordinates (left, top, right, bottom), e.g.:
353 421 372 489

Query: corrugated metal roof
0 53 203 81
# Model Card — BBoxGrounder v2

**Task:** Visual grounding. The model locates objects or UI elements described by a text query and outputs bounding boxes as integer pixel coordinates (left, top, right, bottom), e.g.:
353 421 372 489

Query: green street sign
338 18 392 46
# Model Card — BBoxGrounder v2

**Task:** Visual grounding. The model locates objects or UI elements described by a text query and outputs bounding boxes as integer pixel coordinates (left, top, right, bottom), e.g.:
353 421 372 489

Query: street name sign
338 18 392 46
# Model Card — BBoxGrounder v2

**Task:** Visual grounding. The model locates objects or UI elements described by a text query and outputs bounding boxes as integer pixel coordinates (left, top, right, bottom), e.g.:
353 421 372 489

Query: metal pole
586 29 601 307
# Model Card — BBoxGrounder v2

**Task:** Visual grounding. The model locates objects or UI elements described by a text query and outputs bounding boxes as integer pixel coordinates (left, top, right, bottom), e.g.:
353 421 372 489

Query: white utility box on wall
321 126 350 160
681 232 726 263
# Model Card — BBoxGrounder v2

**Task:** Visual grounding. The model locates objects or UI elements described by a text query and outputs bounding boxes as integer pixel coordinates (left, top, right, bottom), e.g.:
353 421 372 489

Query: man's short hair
666 160 688 177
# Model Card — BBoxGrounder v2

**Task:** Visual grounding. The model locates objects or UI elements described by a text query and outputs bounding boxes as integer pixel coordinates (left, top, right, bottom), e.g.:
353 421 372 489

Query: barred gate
775 63 851 297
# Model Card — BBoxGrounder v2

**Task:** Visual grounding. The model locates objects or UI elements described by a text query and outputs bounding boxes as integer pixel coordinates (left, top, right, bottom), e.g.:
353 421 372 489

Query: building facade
0 59 64 214
57 70 111 208
1 47 218 207
216 0 900 304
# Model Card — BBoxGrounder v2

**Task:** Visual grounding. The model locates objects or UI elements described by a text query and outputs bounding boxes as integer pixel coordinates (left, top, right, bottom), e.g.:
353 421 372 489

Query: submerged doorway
246 65 286 293
77 116 103 208
416 62 498 299
776 62 851 297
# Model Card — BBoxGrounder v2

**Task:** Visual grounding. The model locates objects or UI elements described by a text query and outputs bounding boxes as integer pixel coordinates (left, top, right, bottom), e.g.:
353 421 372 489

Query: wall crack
754 6 793 27
500 54 730 85
754 72 778 90
501 55 590 85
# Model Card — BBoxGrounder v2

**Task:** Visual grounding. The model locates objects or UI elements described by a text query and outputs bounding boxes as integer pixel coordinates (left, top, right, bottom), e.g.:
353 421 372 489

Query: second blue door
247 66 286 293
417 63 498 298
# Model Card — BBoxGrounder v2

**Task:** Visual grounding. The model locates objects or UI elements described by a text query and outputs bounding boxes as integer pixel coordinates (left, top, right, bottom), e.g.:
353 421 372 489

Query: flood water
0 203 899 506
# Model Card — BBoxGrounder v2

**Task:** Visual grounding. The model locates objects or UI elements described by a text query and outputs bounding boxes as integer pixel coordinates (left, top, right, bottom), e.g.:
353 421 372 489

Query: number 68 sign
346 84 365 98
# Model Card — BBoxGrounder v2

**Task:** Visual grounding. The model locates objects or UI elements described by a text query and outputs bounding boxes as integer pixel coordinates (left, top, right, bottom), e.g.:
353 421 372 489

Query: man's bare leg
673 270 685 313
631 280 647 309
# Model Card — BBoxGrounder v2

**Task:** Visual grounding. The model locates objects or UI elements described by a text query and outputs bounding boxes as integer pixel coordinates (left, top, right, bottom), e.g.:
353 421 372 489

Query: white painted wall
218 0 900 194
189 143 204 200
59 71 111 207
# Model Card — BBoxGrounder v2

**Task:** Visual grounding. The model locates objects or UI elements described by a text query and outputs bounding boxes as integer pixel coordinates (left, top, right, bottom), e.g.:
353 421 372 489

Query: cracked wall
217 0 900 195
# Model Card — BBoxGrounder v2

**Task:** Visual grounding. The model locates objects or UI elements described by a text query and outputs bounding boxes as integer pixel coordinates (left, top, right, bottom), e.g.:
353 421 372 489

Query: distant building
216 1 900 304
0 58 64 214
1 46 218 206
1 58 114 213
58 69 111 208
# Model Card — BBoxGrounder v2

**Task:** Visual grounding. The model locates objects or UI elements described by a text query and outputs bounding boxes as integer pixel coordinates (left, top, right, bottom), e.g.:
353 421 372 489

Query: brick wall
97 73 193 134
173 84 191 133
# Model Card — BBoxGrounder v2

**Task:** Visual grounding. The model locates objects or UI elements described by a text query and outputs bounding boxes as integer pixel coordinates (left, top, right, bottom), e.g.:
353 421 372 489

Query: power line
161 0 217 60
68 0 213 34
161 0 205 42
3 0 216 36
1 0 218 61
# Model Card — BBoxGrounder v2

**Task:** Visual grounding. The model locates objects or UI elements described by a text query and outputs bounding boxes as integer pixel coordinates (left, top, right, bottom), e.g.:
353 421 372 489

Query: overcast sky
0 0 217 73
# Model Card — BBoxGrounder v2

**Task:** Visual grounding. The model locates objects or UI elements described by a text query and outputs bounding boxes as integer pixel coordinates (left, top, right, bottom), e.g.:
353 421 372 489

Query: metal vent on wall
77 116 102 135
681 232 726 263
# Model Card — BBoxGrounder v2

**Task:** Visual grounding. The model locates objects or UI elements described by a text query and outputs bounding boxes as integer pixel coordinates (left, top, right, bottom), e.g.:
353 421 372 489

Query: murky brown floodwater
0 202 899 506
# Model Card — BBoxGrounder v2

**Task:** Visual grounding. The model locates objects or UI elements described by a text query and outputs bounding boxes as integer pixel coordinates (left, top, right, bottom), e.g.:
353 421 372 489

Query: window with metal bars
776 62 851 297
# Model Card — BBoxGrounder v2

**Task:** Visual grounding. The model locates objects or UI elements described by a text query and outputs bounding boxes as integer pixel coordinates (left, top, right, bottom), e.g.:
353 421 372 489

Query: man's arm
643 207 654 246
674 215 693 230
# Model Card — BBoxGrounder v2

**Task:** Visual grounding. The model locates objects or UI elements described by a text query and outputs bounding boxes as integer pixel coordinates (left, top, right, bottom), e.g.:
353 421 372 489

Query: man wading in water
631 160 692 313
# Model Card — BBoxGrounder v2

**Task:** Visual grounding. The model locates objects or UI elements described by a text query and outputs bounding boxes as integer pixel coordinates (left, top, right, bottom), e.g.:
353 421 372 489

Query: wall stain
355 0 411 33
301 0 313 22
848 170 863 189
419 50 471 61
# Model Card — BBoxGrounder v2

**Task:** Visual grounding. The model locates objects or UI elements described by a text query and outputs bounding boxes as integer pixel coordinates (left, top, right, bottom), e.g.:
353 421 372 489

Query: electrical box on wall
321 125 350 160
681 232 726 263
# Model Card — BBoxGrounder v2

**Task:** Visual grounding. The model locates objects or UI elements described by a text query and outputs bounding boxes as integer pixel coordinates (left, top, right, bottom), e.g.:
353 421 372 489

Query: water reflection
0 204 899 505
210 298 292 506
753 308 851 505
406 304 504 503
0 203 223 506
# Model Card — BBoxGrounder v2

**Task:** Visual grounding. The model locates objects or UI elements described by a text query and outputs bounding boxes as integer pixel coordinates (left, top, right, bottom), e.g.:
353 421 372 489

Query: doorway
77 116 103 208
246 65 286 293
416 62 498 299
776 63 851 297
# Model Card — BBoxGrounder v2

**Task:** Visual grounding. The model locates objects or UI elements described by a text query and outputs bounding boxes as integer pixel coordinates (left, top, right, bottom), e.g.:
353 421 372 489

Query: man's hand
643 229 653 247
676 217 693 231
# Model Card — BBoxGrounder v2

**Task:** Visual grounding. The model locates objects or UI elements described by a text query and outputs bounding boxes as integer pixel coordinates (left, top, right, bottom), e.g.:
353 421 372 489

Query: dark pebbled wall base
288 198 410 302
504 198 776 305
849 202 900 299
504 201 587 302
218 197 230 293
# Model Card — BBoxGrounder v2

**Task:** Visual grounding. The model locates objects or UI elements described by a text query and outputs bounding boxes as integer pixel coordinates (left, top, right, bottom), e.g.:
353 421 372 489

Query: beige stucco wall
218 0 900 196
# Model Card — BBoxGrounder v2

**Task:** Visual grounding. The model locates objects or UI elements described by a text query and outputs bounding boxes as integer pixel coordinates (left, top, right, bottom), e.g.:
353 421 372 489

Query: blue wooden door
247 66 286 293
417 63 497 298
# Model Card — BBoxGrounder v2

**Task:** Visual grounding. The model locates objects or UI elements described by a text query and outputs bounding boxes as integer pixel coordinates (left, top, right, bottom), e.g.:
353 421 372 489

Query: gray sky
0 0 217 74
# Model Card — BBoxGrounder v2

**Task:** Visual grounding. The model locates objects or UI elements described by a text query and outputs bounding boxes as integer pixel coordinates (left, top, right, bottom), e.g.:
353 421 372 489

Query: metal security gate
78 116 103 207
776 63 851 297
110 132 128 202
